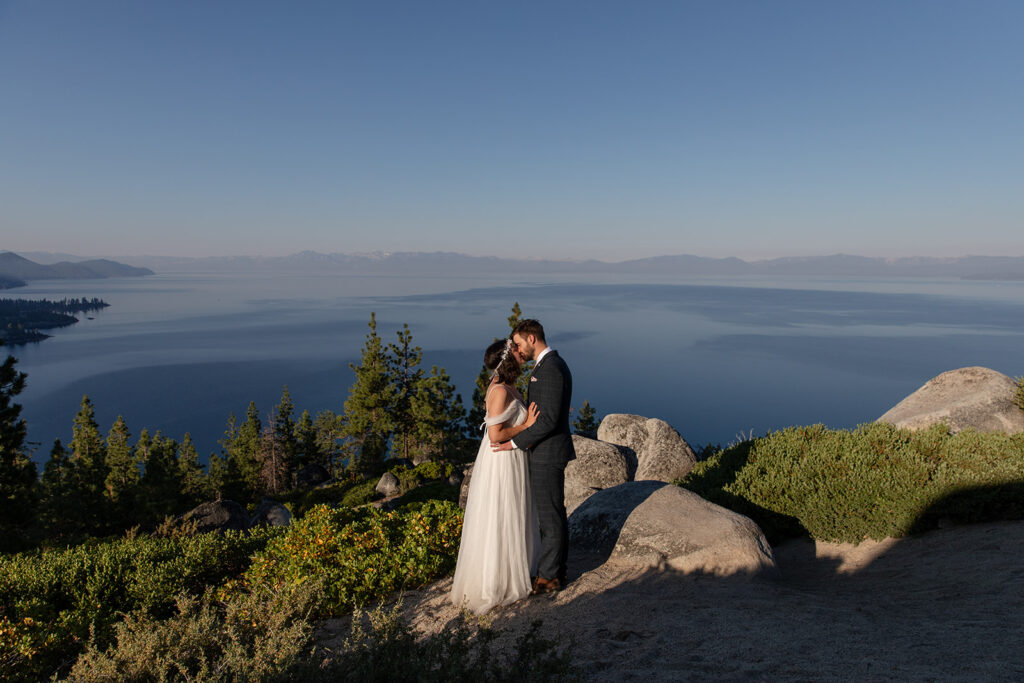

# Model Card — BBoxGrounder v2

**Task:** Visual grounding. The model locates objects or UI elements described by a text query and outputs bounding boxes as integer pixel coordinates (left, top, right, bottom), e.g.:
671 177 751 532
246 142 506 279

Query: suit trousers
530 461 569 581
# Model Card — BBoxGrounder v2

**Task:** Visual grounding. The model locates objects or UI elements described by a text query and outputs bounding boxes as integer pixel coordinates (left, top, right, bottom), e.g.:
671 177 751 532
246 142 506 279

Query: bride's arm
486 388 539 444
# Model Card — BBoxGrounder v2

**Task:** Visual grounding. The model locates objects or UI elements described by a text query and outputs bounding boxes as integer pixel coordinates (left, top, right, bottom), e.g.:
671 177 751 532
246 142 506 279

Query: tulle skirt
449 432 539 614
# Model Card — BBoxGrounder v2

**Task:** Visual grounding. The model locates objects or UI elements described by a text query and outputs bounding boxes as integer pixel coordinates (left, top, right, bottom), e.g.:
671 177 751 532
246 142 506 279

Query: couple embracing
450 319 576 614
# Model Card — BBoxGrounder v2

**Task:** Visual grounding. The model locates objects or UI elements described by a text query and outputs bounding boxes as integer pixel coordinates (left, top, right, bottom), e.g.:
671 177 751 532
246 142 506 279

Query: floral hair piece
492 338 514 379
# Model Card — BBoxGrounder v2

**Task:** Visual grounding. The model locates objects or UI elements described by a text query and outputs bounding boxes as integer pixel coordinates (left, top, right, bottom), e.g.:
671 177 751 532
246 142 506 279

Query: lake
7 269 1024 464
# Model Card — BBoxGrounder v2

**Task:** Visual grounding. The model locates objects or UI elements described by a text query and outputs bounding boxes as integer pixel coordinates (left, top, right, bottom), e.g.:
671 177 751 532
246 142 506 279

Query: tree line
0 307 599 550
1 297 110 346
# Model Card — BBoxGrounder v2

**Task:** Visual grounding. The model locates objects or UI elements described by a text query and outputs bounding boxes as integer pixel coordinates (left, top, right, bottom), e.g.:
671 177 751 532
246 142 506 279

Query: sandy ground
322 519 1024 681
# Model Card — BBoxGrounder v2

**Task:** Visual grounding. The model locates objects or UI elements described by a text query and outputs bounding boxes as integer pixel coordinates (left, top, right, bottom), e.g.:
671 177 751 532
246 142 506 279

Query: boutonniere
530 376 538 382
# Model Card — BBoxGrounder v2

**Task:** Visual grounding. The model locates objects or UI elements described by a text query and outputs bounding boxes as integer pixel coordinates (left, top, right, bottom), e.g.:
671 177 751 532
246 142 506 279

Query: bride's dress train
450 397 539 614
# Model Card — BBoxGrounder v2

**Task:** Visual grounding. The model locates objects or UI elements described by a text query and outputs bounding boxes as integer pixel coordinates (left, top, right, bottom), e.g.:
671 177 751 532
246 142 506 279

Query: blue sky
1 1 1021 261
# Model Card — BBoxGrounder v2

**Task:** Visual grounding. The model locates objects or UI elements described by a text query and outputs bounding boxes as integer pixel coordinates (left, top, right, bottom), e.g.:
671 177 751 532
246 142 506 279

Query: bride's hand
525 402 540 427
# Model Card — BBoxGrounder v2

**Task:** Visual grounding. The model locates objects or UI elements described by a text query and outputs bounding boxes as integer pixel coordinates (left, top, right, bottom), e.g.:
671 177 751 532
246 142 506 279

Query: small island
0 297 109 345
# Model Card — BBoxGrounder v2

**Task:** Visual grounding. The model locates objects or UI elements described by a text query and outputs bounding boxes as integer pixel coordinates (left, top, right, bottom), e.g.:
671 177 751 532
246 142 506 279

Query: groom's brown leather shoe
530 577 562 595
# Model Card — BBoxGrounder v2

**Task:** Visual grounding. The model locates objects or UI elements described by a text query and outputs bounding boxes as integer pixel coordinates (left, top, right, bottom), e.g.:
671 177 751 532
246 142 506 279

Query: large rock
598 414 696 482
249 498 292 528
564 435 630 514
569 481 775 575
878 366 1024 434
179 500 250 533
375 471 400 498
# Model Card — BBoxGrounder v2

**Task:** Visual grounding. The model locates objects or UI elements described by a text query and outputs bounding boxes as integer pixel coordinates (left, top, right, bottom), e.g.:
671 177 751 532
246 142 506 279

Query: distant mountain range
10 250 1024 280
0 252 154 289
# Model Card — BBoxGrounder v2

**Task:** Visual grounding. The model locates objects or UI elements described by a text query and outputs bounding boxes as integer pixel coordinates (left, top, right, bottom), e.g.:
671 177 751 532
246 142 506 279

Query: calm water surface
9 270 1024 463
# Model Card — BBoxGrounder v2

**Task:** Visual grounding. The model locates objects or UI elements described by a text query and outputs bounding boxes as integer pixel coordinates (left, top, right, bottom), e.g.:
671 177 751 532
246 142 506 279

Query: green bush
387 460 456 497
67 589 579 682
0 528 279 681
392 480 459 510
243 501 462 617
279 478 367 518
1014 376 1024 412
68 583 320 682
339 479 380 508
679 422 1024 543
327 605 580 682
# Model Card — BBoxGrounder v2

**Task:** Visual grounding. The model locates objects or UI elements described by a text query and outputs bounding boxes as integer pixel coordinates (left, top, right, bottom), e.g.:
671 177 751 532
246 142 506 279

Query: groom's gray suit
514 349 575 582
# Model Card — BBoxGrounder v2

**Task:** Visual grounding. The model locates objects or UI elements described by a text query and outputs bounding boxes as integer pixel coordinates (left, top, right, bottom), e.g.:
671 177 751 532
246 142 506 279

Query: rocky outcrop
249 498 292 528
565 435 630 514
597 414 697 482
375 471 400 498
568 481 775 575
179 500 250 533
878 366 1024 434
457 414 696 512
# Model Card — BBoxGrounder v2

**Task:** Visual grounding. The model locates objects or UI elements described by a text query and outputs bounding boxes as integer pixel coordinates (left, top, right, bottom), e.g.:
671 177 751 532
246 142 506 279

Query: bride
450 338 541 614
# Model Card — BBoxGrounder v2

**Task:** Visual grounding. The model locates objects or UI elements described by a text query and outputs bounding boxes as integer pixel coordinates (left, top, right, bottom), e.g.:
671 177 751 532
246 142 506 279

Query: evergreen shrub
0 528 279 681
279 478 365 518
68 583 320 682
1015 376 1024 412
392 480 459 510
339 479 380 508
242 501 462 616
679 422 1024 543
388 460 456 497
67 589 579 682
329 605 580 682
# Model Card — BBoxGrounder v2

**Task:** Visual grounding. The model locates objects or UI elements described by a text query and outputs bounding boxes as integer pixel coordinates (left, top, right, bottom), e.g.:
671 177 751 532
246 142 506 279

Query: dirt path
324 520 1024 680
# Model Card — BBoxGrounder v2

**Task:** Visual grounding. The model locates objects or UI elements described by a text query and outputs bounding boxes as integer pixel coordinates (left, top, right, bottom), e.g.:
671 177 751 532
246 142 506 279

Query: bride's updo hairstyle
485 338 519 386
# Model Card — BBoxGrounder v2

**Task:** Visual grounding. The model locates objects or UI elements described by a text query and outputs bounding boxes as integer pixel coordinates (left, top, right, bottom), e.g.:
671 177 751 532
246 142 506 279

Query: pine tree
294 409 317 468
0 355 36 547
207 451 229 501
387 324 424 462
141 432 183 523
407 365 468 464
39 439 71 533
313 409 348 474
177 432 207 506
258 411 289 495
573 399 600 436
271 387 298 487
103 415 139 527
343 313 396 475
68 395 109 533
221 403 262 502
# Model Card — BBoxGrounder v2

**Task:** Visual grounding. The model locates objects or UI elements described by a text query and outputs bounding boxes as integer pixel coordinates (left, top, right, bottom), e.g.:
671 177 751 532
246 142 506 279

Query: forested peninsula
0 297 109 345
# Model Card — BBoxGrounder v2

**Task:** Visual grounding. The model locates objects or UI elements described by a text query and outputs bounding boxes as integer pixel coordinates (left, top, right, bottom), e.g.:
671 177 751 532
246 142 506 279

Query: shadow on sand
420 481 1024 681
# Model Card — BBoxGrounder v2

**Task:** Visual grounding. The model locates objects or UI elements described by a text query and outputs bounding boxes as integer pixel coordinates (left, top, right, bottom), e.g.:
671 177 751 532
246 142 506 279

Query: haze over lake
8 270 1024 463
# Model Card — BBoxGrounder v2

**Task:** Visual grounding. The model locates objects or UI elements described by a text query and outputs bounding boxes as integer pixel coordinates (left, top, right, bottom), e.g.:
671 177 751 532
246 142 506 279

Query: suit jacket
515 350 576 467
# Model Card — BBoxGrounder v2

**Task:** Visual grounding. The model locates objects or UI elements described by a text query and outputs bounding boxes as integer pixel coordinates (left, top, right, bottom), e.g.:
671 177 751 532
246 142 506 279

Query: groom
495 319 575 593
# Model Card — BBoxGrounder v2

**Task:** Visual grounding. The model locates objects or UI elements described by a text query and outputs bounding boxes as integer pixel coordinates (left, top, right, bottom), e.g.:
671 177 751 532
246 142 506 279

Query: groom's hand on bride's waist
491 440 515 452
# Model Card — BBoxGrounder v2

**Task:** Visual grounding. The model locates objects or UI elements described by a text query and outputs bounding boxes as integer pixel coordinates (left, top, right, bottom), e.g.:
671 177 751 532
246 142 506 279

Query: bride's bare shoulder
484 382 515 411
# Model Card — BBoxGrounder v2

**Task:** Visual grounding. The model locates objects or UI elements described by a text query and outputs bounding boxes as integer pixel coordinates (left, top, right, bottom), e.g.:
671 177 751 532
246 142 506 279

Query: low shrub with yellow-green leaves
679 421 1024 544
242 499 463 617
68 584 580 682
0 528 280 682
2 498 464 680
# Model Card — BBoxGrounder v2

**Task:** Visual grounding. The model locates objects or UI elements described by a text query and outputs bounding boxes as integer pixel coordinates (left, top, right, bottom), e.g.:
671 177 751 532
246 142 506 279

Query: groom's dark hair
512 319 545 342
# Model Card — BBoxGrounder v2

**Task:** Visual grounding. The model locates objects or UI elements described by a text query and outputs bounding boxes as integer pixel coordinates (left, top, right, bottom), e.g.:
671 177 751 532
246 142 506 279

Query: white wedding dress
450 391 539 614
